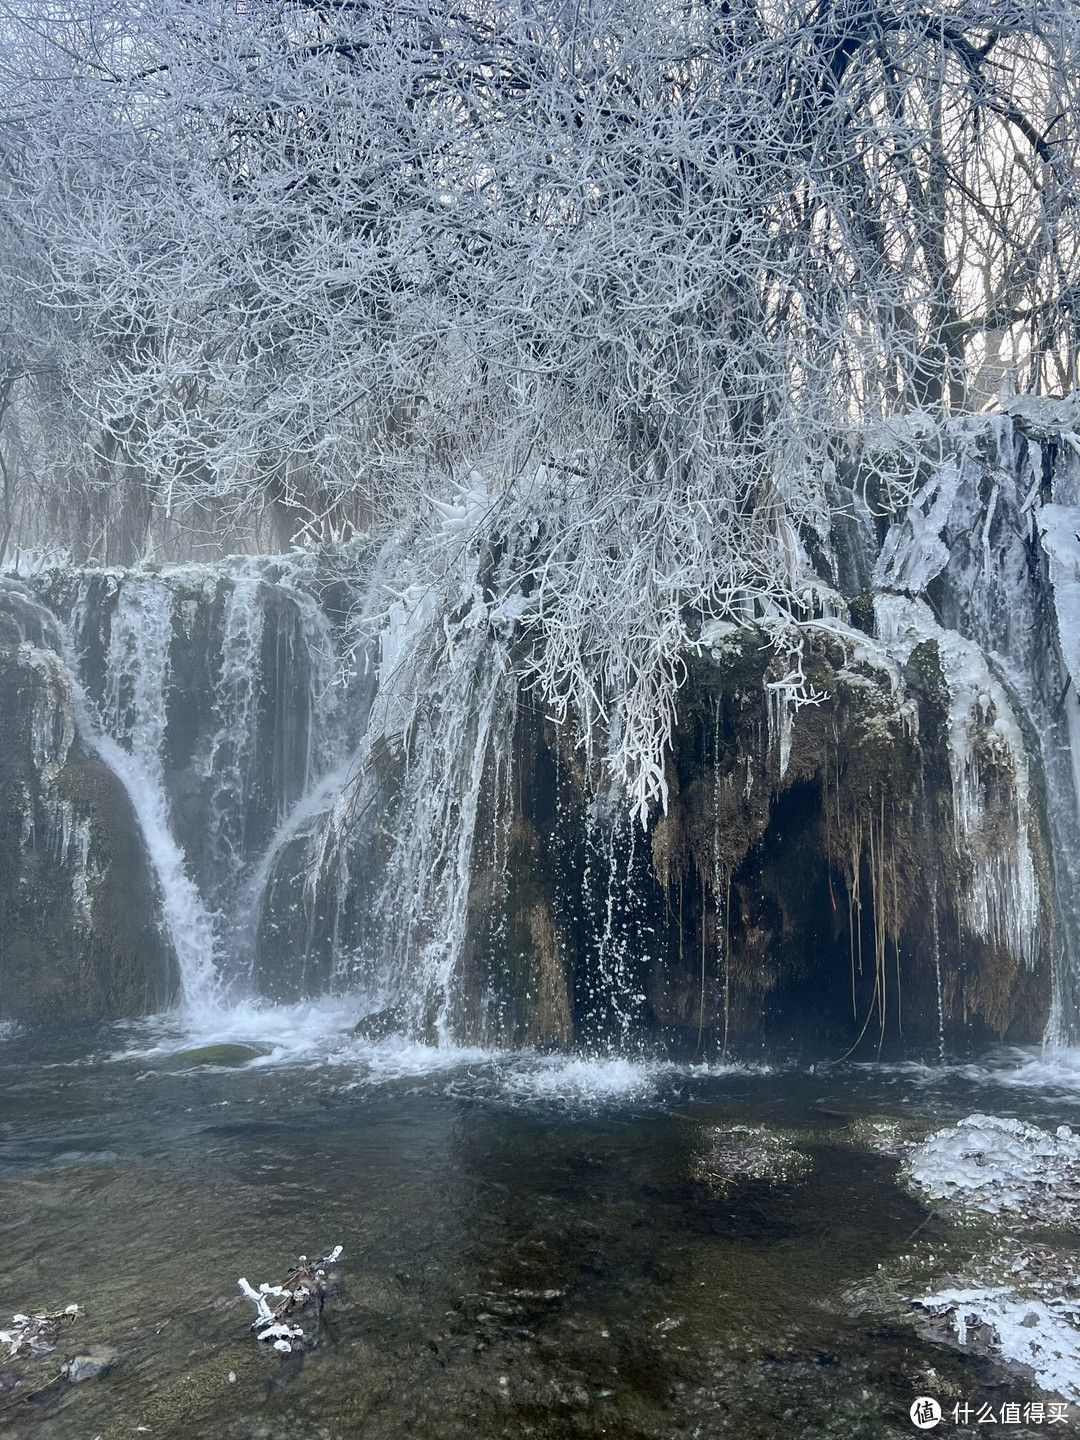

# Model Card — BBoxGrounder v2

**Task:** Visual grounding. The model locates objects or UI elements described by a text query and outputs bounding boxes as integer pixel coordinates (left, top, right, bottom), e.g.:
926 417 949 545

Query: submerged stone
63 1348 121 1383
352 1005 408 1041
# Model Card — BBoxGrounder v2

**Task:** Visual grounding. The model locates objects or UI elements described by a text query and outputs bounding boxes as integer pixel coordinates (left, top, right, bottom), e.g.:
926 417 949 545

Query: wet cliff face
0 412 1074 1054
453 626 1053 1058
0 581 178 1022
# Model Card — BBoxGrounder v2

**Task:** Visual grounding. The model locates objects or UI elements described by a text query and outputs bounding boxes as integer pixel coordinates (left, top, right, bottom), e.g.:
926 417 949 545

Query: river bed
2 1014 1080 1439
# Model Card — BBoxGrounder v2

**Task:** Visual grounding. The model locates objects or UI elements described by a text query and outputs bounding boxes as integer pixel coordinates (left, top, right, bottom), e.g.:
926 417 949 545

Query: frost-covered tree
1 0 1078 811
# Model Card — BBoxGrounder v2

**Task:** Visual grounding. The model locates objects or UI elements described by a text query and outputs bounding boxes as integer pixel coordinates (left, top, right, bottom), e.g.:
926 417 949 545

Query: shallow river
3 1010 1080 1439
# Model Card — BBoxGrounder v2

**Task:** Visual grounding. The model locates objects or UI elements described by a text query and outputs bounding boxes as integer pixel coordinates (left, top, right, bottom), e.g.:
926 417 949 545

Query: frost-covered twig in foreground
238 1246 343 1354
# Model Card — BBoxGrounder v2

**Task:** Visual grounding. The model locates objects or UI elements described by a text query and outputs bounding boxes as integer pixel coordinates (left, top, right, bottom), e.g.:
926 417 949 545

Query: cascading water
6 408 1080 1053
48 555 367 1018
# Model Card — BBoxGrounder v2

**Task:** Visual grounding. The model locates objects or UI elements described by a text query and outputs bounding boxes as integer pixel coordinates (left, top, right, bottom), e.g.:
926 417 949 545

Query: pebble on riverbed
62 1346 122 1383
238 1245 343 1353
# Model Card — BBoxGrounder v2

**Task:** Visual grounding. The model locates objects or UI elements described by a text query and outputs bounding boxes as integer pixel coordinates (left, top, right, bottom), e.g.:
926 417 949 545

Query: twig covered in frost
0 1304 79 1360
237 1247 343 1354
2 0 1078 820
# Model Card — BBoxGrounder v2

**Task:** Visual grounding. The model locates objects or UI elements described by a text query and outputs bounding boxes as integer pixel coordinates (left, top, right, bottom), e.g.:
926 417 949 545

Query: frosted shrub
1 0 1078 815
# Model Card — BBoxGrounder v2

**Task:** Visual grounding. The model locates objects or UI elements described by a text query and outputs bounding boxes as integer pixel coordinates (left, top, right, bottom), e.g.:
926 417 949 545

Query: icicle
876 595 1042 971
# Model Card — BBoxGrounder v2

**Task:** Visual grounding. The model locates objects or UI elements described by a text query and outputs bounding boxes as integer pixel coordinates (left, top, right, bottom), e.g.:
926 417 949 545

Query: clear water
2 1019 1079 1440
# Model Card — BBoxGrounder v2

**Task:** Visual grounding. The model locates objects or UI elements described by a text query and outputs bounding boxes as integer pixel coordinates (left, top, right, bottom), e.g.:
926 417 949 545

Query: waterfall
203 564 267 909
55 555 363 1016
6 407 1079 1051
60 580 221 1014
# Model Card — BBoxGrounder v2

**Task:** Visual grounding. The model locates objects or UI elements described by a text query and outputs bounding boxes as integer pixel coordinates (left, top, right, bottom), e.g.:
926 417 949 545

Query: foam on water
959 1047 1080 1096
105 997 763 1108
851 1047 1080 1098
486 1054 669 1107
113 995 365 1067
477 1053 766 1109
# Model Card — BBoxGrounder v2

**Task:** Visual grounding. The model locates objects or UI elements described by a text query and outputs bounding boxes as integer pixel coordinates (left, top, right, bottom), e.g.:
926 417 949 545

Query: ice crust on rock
915 1287 1080 1402
900 1115 1080 1401
1038 505 1080 702
238 1246 343 1353
875 597 1043 969
905 1114 1080 1222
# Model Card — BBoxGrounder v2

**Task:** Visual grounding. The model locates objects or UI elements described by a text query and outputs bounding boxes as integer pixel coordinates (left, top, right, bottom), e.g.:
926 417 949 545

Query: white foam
488 1054 667 1106
107 1000 762 1104
112 995 364 1067
453 1052 766 1110
955 1046 1080 1097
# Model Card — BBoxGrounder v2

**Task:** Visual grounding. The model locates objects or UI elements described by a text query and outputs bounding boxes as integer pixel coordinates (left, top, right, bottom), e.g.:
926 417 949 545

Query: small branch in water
0 1304 79 1361
238 1246 343 1354
905 1209 940 1244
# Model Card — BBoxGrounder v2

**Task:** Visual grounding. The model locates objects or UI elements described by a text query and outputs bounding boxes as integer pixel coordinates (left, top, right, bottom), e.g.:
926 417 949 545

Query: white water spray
63 581 221 1013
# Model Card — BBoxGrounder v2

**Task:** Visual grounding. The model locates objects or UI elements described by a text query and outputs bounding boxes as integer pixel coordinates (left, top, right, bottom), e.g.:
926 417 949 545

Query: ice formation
915 1287 1080 1402
238 1247 343 1354
901 1113 1080 1401
904 1114 1080 1223
875 595 1043 970
6 406 1080 1049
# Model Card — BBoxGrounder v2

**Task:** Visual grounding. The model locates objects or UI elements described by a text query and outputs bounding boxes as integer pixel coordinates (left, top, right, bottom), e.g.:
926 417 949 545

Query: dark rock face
0 581 178 1022
453 630 1053 1058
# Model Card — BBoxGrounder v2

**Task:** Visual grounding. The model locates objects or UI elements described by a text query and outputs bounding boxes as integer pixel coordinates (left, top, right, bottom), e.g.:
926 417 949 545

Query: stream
3 1015 1080 1439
